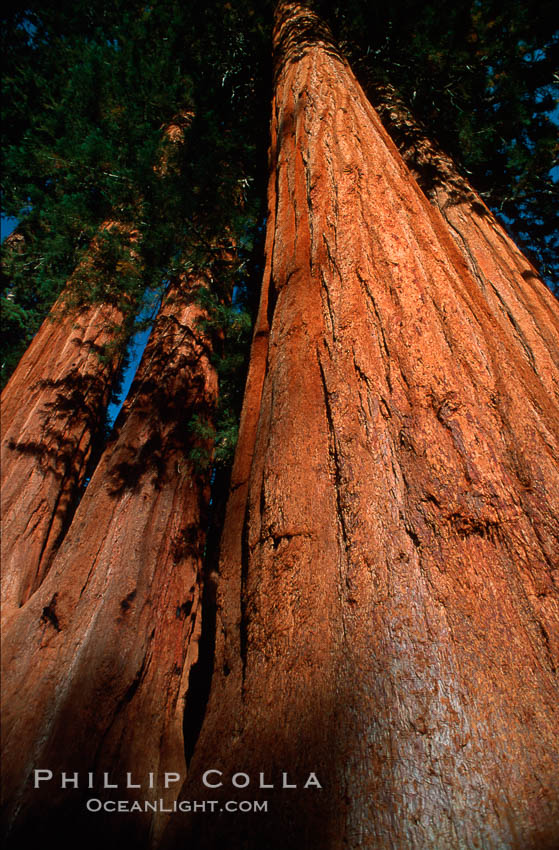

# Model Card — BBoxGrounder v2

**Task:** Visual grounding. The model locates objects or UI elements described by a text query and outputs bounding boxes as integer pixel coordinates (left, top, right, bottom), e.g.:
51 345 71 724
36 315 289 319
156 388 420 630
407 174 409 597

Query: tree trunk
1 275 217 849
0 106 194 628
163 3 559 849
0 224 126 625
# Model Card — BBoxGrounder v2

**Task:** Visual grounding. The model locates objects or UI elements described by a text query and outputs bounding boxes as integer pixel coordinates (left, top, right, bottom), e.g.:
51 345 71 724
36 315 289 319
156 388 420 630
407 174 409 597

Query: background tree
1 0 268 619
2 4 266 846
0 221 137 625
1 271 219 849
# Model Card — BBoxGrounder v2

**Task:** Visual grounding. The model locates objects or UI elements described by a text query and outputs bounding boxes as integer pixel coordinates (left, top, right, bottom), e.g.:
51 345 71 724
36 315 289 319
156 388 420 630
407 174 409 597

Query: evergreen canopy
2 0 557 399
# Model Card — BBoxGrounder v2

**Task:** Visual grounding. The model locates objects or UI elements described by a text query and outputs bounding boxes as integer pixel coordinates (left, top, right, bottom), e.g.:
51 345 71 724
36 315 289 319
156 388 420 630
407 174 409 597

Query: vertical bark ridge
372 84 559 396
164 3 559 849
1 274 217 848
370 84 559 663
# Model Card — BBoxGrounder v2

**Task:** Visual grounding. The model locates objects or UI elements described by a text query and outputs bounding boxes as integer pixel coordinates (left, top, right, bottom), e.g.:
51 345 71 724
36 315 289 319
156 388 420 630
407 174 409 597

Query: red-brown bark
372 82 559 403
1 225 126 625
1 276 217 848
163 3 559 849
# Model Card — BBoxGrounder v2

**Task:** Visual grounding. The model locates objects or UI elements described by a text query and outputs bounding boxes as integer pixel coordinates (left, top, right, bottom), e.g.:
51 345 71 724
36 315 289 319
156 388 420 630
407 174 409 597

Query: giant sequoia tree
1 1 558 849
161 3 559 848
1 222 138 625
1 272 217 848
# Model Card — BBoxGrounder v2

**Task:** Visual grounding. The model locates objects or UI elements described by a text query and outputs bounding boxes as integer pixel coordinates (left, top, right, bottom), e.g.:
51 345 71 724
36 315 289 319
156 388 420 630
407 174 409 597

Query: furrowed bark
0 222 128 626
1 275 217 849
164 3 559 849
372 82 559 403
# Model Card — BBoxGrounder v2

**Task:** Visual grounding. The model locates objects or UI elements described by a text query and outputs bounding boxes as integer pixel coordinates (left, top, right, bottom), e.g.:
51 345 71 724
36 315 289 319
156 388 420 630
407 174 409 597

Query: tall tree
0 222 137 627
163 3 559 849
1 272 218 849
1 3 199 624
0 101 198 626
1 53 254 841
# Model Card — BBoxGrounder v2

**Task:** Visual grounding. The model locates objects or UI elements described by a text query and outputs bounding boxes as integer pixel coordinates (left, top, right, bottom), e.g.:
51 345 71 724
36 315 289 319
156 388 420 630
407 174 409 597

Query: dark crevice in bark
266 274 279 331
40 594 60 631
182 466 230 767
357 270 393 393
317 352 350 553
439 206 488 289
319 267 338 344
269 530 312 549
402 515 422 549
239 503 251 688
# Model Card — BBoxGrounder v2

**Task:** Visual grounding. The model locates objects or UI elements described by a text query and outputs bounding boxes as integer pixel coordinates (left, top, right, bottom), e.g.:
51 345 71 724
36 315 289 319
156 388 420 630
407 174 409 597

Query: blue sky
105 289 162 429
1 215 19 241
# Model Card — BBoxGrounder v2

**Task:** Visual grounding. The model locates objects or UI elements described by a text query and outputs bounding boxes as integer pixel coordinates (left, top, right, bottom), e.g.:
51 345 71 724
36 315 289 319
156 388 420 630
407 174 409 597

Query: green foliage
322 0 558 288
192 275 255 469
1 0 270 386
186 414 216 473
211 306 253 468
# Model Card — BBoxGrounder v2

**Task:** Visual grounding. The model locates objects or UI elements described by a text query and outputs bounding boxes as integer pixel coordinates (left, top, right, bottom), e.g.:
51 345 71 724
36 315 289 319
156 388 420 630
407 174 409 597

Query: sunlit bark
0 222 129 625
164 4 559 849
